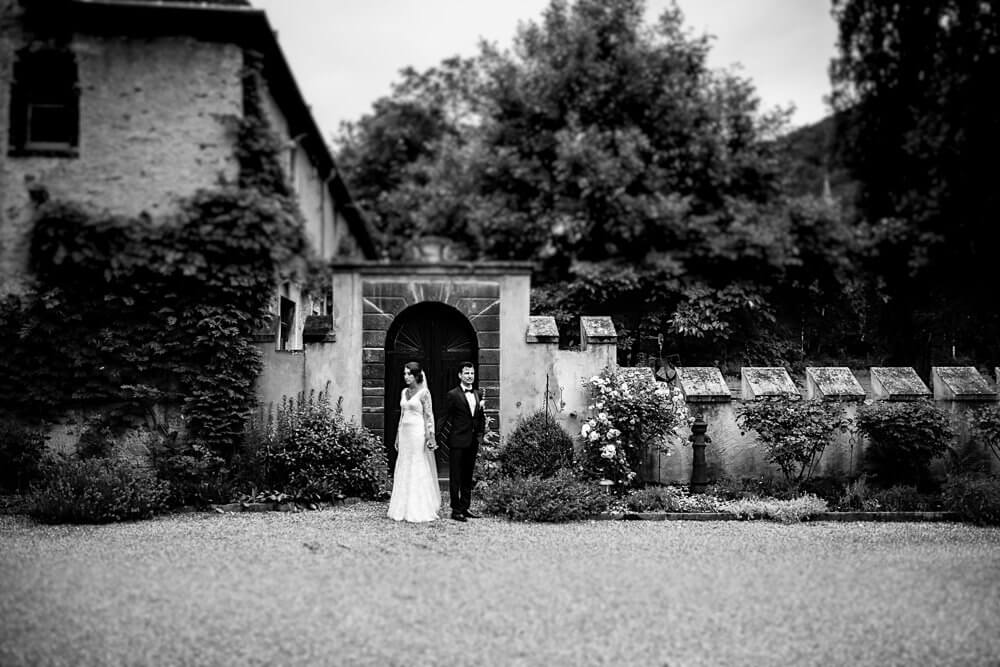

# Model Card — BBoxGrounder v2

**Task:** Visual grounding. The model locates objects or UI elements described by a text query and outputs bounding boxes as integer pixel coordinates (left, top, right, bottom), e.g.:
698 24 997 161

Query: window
8 47 79 156
279 297 296 351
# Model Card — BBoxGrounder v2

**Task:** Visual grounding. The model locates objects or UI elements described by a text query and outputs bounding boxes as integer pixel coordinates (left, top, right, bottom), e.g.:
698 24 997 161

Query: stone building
0 0 375 339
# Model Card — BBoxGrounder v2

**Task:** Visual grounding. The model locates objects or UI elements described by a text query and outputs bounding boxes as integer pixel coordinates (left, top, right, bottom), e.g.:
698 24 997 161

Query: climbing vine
0 50 311 457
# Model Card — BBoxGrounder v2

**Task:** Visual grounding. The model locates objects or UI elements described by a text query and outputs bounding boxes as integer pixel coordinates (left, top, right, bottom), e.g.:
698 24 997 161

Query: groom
442 361 485 522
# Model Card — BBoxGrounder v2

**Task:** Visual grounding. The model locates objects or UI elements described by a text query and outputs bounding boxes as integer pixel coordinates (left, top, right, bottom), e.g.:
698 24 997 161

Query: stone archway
384 302 478 475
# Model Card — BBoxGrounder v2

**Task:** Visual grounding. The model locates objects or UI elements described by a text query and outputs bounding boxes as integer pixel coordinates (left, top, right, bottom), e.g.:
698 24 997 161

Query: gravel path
2 504 999 667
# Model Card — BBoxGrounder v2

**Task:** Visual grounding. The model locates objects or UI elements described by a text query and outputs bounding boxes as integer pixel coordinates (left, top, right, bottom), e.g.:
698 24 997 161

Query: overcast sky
251 0 839 142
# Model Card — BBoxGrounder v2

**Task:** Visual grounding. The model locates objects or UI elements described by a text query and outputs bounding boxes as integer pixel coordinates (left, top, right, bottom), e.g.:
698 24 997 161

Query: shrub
150 438 235 507
871 485 935 511
625 485 719 513
969 405 1000 465
837 475 880 511
855 400 953 488
500 411 574 479
580 368 690 487
942 474 1000 526
268 389 389 501
710 475 797 501
76 421 116 460
0 418 49 493
28 457 169 524
480 471 609 522
798 476 846 505
719 494 829 523
737 397 851 486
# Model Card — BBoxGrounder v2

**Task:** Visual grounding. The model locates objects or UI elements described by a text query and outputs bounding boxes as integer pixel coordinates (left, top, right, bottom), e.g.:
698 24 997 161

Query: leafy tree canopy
336 0 863 368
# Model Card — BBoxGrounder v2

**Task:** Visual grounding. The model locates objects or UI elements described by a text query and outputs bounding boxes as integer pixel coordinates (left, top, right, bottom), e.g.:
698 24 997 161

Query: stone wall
649 365 1000 485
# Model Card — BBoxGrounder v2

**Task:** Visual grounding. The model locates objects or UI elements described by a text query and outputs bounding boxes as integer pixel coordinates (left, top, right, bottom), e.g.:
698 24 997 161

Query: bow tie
462 388 474 393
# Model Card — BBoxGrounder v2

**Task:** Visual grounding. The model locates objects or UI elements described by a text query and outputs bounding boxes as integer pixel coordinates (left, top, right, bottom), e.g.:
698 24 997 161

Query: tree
336 0 862 367
830 0 1000 367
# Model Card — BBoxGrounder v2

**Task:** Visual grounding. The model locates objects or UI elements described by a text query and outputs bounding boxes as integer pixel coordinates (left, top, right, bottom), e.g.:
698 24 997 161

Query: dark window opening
9 46 79 156
279 297 295 351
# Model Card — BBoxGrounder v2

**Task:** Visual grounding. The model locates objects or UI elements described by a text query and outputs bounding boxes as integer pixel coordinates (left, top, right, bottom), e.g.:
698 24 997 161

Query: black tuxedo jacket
443 386 485 449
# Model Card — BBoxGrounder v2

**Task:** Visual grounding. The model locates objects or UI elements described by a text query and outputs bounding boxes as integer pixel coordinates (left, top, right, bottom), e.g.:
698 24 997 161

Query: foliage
717 494 828 523
579 367 689 487
150 438 235 507
855 400 953 488
28 457 170 524
479 470 609 522
942 474 1000 526
267 388 389 501
0 418 49 493
838 478 936 512
969 405 1000 465
0 52 309 457
335 0 867 367
870 485 936 512
500 411 575 479
710 475 796 501
836 475 881 512
736 397 851 485
830 0 1000 366
624 485 719 513
473 415 504 484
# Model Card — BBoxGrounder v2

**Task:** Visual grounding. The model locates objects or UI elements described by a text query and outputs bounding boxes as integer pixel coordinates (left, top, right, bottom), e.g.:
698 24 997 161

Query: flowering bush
580 368 690 487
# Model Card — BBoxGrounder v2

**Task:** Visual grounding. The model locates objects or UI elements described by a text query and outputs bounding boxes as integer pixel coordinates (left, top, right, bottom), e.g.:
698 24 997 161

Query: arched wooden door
384 302 478 477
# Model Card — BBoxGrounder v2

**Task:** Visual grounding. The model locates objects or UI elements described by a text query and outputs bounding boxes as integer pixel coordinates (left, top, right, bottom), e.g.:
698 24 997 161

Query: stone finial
805 367 866 401
676 367 732 403
526 316 559 344
870 367 930 401
931 367 997 401
741 367 798 400
580 316 616 350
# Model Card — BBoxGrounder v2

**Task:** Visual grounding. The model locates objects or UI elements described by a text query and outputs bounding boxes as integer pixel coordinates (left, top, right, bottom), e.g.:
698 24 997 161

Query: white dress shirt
462 385 476 414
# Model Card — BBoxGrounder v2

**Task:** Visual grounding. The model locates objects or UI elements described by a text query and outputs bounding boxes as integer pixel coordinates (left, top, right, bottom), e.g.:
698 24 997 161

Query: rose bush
580 368 690 488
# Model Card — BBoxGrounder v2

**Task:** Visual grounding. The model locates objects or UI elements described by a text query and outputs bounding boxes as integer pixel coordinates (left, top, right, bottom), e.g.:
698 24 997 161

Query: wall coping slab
931 366 997 401
676 367 732 403
805 367 866 401
870 367 930 400
580 316 616 348
330 261 534 277
741 367 798 399
526 315 559 344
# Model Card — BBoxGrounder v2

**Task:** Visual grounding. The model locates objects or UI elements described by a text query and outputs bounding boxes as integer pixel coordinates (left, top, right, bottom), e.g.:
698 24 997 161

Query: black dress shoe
450 512 467 522
463 510 481 519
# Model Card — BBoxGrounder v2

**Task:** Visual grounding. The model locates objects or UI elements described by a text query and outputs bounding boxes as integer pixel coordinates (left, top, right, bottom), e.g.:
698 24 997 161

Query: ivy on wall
0 50 312 457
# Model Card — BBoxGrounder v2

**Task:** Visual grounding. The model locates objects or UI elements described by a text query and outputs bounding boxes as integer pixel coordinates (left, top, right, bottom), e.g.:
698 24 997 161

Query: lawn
1 503 999 666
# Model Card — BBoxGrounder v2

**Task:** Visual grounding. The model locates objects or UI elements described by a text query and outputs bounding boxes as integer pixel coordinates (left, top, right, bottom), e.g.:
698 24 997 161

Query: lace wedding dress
387 386 441 522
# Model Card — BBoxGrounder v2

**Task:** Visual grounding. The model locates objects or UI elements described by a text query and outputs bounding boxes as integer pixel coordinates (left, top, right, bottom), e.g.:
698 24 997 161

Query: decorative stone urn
407 235 458 263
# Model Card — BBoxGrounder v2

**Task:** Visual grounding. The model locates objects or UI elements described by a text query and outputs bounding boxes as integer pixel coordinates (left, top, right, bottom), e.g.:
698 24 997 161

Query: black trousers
448 444 479 513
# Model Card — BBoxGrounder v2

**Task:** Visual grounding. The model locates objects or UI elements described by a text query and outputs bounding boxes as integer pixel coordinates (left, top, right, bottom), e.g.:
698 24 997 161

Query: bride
387 361 441 522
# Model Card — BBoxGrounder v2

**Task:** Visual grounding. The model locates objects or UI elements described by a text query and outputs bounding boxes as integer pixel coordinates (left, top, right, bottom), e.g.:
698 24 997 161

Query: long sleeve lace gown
387 387 441 522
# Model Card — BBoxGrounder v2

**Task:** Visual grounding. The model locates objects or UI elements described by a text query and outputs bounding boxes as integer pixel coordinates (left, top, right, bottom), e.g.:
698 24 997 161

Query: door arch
384 302 478 475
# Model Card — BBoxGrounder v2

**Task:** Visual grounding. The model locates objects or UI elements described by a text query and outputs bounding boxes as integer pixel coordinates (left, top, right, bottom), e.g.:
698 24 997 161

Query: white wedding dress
387 386 441 522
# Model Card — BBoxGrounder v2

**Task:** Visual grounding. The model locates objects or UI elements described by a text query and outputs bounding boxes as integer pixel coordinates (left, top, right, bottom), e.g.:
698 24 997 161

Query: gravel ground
1 503 999 667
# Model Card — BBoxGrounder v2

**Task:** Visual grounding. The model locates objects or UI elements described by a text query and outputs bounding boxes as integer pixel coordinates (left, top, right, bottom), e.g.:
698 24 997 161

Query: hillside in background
776 113 856 205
